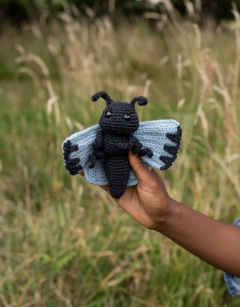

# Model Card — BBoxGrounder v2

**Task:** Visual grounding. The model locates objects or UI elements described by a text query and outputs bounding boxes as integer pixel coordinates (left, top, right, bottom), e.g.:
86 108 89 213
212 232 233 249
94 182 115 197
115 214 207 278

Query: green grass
1 8 240 307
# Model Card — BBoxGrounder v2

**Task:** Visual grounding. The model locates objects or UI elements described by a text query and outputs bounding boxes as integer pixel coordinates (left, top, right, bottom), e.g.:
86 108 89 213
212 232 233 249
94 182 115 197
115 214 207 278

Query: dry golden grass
0 2 240 306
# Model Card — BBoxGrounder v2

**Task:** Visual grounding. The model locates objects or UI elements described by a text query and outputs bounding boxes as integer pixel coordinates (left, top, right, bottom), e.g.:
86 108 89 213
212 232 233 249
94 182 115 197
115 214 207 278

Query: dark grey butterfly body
87 92 153 199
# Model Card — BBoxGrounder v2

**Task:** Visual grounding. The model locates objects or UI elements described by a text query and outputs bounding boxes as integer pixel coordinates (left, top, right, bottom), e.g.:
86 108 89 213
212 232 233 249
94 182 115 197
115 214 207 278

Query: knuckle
148 180 159 190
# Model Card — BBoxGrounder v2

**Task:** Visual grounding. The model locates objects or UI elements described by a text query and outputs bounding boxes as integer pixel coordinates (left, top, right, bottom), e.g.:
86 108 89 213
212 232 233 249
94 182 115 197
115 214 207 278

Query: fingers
149 168 163 183
128 151 156 183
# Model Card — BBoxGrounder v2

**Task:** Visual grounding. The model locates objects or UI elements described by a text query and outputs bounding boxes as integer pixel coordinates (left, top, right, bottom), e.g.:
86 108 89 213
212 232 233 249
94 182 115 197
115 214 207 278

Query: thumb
128 151 154 183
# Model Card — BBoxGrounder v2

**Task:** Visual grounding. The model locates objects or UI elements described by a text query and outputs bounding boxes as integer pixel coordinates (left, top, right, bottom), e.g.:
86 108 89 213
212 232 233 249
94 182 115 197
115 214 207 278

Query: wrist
152 197 179 233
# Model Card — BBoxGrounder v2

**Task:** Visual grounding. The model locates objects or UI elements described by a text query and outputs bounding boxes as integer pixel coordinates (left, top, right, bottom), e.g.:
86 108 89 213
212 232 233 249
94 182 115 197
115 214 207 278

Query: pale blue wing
63 119 182 187
125 119 182 186
84 159 108 185
134 119 182 170
62 125 108 185
127 169 139 186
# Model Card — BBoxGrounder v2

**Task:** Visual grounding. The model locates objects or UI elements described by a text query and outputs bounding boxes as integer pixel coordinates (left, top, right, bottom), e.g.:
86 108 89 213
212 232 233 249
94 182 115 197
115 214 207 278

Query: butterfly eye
123 114 131 121
105 111 112 118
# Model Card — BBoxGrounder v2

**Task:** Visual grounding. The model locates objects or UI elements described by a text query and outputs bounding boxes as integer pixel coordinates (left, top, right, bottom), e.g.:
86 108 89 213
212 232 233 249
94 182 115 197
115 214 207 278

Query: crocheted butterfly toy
62 91 182 199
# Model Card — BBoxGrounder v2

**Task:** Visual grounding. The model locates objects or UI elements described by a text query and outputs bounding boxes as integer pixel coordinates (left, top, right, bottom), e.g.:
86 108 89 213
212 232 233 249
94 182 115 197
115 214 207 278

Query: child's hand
101 151 172 230
80 152 240 277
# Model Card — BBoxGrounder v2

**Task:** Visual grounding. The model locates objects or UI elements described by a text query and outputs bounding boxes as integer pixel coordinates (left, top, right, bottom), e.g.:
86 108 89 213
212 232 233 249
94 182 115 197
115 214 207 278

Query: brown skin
80 151 240 277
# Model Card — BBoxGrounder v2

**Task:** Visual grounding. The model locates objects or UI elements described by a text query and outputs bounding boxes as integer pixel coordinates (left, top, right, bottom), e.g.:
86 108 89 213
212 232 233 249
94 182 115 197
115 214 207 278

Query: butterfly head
91 91 148 135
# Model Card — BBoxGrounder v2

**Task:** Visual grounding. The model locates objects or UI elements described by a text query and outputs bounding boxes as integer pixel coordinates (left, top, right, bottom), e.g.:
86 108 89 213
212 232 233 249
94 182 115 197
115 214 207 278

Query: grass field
1 5 240 307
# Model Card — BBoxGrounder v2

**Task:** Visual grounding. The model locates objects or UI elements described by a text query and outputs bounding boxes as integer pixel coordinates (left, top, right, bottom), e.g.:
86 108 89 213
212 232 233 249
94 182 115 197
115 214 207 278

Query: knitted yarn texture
62 91 182 199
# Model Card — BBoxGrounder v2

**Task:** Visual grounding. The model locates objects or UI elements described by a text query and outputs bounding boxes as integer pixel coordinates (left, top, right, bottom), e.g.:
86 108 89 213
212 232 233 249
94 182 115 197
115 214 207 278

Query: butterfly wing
127 169 139 186
126 119 182 185
63 120 182 187
134 119 182 170
62 125 108 185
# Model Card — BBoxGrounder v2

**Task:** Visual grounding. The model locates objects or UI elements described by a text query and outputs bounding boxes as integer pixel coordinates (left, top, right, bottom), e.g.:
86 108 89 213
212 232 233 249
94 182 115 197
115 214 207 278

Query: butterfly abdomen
104 155 131 199
102 133 131 199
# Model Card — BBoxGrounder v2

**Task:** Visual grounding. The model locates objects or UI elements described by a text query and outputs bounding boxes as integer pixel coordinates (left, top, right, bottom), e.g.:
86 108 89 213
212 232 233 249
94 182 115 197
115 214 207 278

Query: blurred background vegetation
1 0 240 306
1 0 240 26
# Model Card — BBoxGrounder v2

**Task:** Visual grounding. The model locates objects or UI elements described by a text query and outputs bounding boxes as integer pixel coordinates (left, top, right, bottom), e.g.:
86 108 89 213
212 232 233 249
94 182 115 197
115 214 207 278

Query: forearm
156 199 240 276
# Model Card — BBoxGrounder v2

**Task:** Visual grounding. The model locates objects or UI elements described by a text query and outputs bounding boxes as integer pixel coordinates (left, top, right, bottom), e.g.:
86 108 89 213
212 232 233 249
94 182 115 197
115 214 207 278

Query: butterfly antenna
130 96 148 107
91 91 113 105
